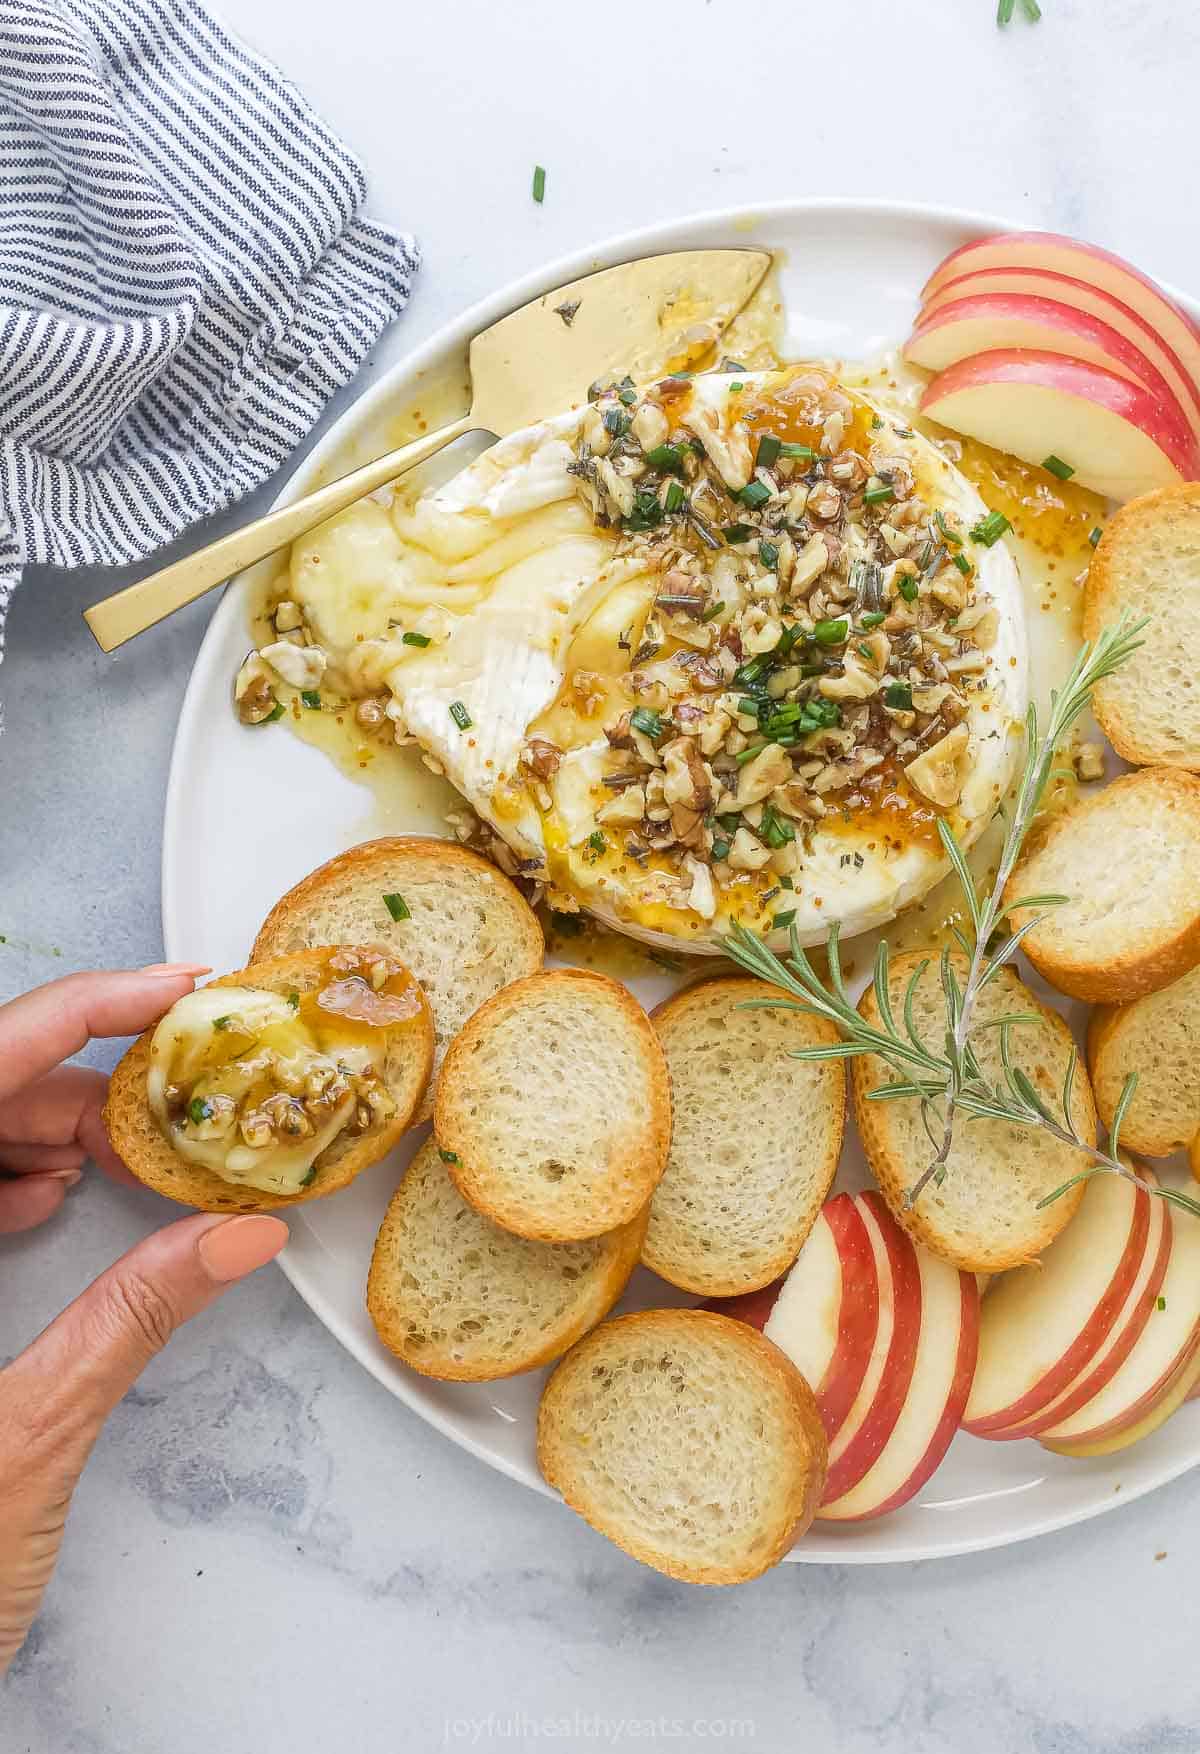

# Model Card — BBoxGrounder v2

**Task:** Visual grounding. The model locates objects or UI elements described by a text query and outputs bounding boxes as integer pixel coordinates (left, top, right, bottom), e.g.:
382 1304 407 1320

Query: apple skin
918 265 1200 439
1042 1334 1200 1460
1037 1194 1200 1448
963 1173 1152 1438
986 1179 1172 1442
920 350 1200 502
820 1192 922 1506
905 293 1195 441
705 1193 880 1449
919 232 1200 395
820 1243 979 1522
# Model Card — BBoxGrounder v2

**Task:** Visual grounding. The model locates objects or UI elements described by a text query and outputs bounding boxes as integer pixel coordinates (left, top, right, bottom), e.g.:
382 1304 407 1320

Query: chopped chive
630 706 665 741
897 573 919 603
213 1015 232 1031
735 742 767 765
449 700 472 731
772 908 797 930
755 434 782 469
970 510 1012 547
733 656 770 686
884 682 913 710
263 700 285 723
716 812 741 833
383 892 410 922
186 1096 213 1125
1021 0 1041 17
779 442 816 460
952 552 973 576
935 510 962 546
729 382 744 391
402 630 431 648
722 522 753 544
711 837 731 862
587 830 606 854
759 805 795 849
645 443 684 472
532 164 546 203
737 696 762 719
857 642 874 661
739 479 772 510
287 991 300 1010
860 611 886 628
758 540 779 569
1089 526 1103 548
814 617 848 646
439 1148 460 1165
864 485 895 507
779 875 795 890
623 489 663 532
603 407 629 438
663 479 685 514
300 689 322 710
618 387 638 407
1158 1295 1167 1311
1042 454 1075 480
997 0 1015 20
701 600 726 623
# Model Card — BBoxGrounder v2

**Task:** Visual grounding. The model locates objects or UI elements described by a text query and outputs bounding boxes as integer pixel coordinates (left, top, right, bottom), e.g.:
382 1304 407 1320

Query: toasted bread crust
536 1309 828 1584
1087 970 1200 1156
1004 769 1200 1003
436 968 672 1242
1085 485 1200 770
852 955 1092 1272
251 836 543 1123
366 1140 647 1381
644 978 845 1296
103 949 433 1213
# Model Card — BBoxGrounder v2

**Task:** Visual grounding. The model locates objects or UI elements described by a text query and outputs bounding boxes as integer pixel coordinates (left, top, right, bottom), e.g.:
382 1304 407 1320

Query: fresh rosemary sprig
724 612 1200 1222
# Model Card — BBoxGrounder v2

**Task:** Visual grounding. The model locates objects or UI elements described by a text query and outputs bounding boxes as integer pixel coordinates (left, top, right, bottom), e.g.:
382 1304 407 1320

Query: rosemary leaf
1109 1070 1139 1161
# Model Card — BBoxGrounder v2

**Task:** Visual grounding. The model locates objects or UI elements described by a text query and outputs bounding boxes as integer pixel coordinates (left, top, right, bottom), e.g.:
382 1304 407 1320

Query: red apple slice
819 1192 922 1505
1038 1194 1200 1447
963 1167 1151 1437
710 1194 880 1448
918 266 1200 440
764 1192 879 1444
1042 1332 1200 1459
920 351 1198 502
920 233 1200 402
905 293 1194 441
819 1236 978 1522
989 1171 1171 1441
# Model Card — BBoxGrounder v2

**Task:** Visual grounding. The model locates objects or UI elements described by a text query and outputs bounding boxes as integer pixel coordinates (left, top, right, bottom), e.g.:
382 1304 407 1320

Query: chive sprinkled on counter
383 892 411 922
449 700 473 731
531 164 546 203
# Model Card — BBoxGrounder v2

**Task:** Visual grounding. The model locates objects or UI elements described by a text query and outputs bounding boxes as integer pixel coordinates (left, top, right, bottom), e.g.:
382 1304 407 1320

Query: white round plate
164 198 1200 1562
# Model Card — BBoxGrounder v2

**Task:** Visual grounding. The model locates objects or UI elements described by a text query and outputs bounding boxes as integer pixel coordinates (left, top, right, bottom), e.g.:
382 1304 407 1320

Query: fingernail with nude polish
139 962 212 978
45 1169 83 1187
197 1215 289 1283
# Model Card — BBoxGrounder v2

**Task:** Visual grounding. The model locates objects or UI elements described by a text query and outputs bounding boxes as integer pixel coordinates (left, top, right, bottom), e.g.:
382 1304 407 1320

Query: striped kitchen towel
0 0 418 664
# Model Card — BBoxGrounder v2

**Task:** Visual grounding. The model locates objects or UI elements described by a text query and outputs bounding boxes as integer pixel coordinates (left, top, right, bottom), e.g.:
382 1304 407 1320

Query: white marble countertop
3 1 1200 1748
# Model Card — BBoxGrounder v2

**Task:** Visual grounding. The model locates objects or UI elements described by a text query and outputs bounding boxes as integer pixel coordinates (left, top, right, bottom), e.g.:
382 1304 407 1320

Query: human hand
0 968 289 1674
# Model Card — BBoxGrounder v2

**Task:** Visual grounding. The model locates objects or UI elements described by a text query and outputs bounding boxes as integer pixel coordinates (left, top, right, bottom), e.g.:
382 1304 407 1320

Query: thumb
4 1213 288 1474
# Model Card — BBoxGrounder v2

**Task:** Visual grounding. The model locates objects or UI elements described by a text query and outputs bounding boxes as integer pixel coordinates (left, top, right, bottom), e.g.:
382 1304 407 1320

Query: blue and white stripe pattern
0 0 418 660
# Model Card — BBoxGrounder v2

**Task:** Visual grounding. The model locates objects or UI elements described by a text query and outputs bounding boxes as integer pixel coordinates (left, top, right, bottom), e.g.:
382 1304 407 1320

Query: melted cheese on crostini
266 365 1027 955
146 955 421 1194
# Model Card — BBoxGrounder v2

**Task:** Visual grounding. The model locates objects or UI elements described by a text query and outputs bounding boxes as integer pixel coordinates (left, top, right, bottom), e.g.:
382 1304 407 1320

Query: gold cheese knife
83 248 770 652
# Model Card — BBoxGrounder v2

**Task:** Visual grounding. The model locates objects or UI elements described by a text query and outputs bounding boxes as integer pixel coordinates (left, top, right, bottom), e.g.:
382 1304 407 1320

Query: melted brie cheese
283 368 1027 955
147 986 381 1195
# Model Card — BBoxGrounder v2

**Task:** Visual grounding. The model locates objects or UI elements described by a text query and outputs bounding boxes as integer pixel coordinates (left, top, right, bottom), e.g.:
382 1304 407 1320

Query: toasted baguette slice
1089 964 1200 1156
252 837 543 1122
644 979 845 1296
1085 485 1200 770
435 969 670 1241
367 1138 646 1380
537 1309 827 1584
104 949 433 1213
852 954 1094 1272
1004 769 1200 1003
